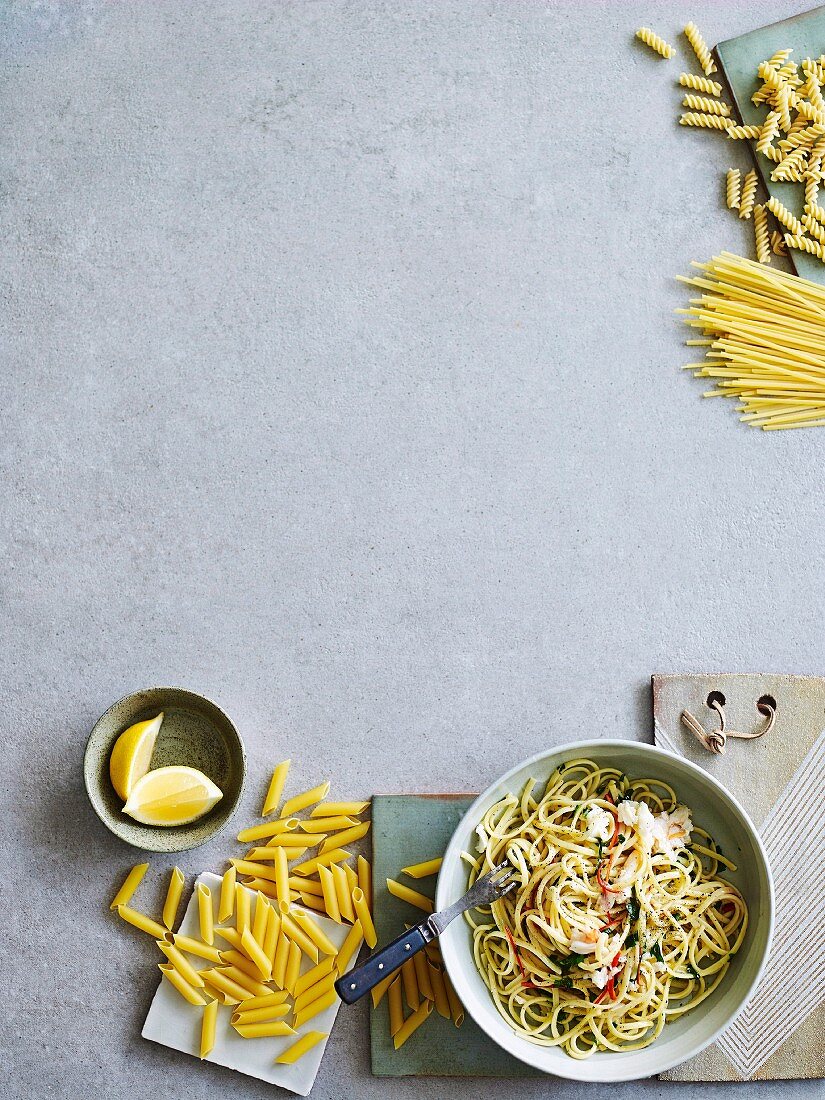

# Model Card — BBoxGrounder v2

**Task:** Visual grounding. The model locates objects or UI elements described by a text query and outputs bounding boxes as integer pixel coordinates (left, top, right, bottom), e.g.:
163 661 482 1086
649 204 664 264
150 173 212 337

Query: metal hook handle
680 696 775 755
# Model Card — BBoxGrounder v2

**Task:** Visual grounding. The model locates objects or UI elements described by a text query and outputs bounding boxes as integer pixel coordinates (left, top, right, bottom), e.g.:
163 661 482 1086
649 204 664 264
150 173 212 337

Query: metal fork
334 862 517 1004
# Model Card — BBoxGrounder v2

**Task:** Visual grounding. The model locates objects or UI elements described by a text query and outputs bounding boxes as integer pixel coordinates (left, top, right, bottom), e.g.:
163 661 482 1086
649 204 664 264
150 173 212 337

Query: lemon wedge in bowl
122 765 223 826
108 713 164 801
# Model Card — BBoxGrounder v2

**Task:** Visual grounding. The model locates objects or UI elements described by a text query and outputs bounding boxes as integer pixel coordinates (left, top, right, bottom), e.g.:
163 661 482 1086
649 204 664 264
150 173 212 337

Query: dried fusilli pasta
636 28 674 59
753 204 770 264
679 73 722 96
680 112 729 131
682 95 730 116
684 22 716 76
725 168 741 210
727 124 762 140
783 233 825 260
770 230 787 255
738 170 758 220
766 195 806 236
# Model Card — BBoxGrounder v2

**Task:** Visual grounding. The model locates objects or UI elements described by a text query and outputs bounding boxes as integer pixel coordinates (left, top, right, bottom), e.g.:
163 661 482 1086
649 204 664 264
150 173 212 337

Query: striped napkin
653 673 825 1082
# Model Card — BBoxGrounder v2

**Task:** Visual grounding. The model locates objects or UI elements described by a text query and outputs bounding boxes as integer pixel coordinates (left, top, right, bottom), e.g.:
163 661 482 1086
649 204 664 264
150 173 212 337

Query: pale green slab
716 5 825 283
370 794 543 1078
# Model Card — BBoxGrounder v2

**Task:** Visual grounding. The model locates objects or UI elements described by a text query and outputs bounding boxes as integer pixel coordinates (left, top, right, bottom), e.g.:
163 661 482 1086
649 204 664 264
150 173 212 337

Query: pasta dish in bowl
436 740 772 1082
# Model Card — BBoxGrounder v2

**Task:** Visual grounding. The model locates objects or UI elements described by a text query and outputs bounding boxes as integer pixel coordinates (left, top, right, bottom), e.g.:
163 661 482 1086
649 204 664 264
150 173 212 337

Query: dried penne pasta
298 816 357 834
357 854 371 898
332 862 355 923
261 759 291 816
252 891 270 946
214 925 245 953
293 970 338 1015
218 864 236 923
272 931 290 989
171 935 222 964
318 865 341 923
235 989 289 1010
294 955 337 999
291 875 324 897
200 977 239 1005
276 1030 327 1064
401 958 419 1011
320 821 370 853
220 949 272 986
310 801 369 818
110 863 149 910
157 940 205 988
336 919 364 973
197 883 214 946
413 948 434 1001
292 848 352 877
387 975 404 1036
232 859 280 884
264 832 322 848
117 905 167 940
293 987 338 1029
299 891 328 914
274 847 290 908
218 964 271 998
444 970 464 1026
343 862 359 894
280 781 331 819
291 908 338 956
235 881 251 933
386 879 434 913
393 1000 433 1049
233 1020 295 1039
264 906 281 964
162 867 185 930
237 818 299 844
428 959 450 1019
401 857 442 879
159 963 207 1006
351 887 377 949
241 926 273 979
280 912 320 962
200 998 218 1059
239 877 297 903
201 968 253 1003
370 970 396 1008
284 939 302 995
231 1003 290 1025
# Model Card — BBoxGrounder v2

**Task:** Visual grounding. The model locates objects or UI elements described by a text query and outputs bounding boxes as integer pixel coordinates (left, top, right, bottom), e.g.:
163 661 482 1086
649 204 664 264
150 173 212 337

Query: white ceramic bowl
436 739 773 1082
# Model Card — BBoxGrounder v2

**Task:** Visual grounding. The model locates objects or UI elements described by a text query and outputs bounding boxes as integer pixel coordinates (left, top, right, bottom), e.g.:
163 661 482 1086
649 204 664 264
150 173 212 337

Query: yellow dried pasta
683 95 730 116
725 168 740 209
684 22 716 76
635 27 674 59
738 170 758 219
753 204 770 264
679 72 722 95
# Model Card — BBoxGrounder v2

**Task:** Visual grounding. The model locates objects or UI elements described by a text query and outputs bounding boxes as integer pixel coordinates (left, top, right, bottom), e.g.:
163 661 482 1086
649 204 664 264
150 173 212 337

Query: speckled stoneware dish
436 740 774 1083
84 687 246 852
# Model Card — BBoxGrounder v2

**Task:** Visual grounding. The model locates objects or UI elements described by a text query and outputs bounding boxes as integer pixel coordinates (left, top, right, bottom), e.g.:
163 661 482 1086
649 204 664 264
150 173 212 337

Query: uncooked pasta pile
679 252 825 429
637 21 825 266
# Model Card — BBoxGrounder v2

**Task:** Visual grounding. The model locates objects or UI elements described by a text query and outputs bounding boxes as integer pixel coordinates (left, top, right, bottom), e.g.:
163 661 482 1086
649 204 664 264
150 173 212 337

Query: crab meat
585 806 614 842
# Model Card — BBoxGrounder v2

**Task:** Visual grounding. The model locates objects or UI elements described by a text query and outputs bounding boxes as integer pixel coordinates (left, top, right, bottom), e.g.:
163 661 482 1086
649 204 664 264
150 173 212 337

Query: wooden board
716 4 825 284
370 794 543 1078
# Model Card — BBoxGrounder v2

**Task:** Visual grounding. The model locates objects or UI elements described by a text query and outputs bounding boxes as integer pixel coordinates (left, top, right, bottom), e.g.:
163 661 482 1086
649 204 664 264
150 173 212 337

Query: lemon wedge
108 713 164 801
122 765 223 826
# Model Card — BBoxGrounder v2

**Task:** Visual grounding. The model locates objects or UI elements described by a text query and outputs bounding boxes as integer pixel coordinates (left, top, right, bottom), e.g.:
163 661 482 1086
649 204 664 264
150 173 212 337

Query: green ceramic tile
370 794 543 1078
716 5 825 284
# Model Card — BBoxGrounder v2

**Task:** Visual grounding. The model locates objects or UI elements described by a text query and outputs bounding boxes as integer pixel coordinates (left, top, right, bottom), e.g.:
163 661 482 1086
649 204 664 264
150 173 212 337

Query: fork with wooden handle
334 862 517 1004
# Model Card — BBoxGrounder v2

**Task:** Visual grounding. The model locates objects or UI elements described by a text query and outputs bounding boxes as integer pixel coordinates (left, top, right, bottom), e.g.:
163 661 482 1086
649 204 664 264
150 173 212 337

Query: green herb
618 833 626 843
554 977 574 990
557 952 586 973
626 890 640 923
650 941 664 962
625 932 638 948
687 965 700 979
597 838 604 860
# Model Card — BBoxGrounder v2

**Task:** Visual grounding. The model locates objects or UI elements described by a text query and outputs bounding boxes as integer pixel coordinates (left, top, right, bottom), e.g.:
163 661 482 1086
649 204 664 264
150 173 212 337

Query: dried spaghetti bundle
679 252 825 429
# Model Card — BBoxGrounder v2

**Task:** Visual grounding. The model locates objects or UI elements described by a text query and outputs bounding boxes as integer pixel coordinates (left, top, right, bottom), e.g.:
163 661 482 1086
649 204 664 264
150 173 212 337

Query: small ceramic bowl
436 739 774 1082
84 687 246 852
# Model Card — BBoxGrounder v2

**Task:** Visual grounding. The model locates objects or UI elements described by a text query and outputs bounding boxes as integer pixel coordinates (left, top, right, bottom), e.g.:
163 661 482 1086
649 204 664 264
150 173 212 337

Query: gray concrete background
1 1 822 1097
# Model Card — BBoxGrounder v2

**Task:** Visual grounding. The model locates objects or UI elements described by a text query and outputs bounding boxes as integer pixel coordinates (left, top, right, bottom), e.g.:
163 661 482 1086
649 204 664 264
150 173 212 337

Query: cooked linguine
463 759 748 1057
